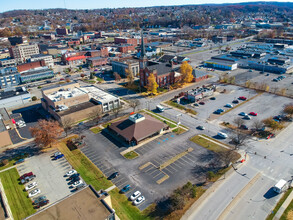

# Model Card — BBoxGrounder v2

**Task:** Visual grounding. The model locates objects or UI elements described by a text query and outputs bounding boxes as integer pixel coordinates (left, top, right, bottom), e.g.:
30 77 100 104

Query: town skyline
1 0 292 12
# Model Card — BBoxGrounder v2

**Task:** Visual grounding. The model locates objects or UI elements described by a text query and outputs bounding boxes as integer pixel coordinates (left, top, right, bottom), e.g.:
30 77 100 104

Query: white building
30 54 54 68
9 44 39 63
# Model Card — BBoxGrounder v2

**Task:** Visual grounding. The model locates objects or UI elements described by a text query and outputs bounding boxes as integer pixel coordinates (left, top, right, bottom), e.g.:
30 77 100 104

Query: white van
156 105 165 112
217 132 228 139
273 179 288 194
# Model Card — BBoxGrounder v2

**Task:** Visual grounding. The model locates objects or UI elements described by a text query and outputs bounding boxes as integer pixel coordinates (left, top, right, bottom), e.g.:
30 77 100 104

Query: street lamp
176 113 182 128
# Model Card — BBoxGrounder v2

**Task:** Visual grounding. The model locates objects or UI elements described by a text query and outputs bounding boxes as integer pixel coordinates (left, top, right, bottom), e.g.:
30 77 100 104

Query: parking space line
175 159 187 167
172 162 183 169
153 172 164 179
148 169 160 175
183 155 195 163
168 163 180 170
113 177 127 186
162 167 175 174
151 160 161 167
179 157 194 166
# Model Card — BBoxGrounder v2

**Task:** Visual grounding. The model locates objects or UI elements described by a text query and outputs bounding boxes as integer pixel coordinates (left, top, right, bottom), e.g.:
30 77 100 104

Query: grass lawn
267 188 293 220
57 141 112 190
280 195 293 220
173 127 187 135
90 127 103 134
96 77 104 82
123 151 139 159
109 188 152 220
190 135 229 153
165 101 197 115
0 168 35 220
0 160 15 171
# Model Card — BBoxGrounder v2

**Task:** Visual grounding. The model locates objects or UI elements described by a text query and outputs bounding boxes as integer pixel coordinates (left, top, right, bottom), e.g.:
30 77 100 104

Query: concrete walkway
0 179 13 220
273 190 293 220
0 165 16 173
105 185 116 192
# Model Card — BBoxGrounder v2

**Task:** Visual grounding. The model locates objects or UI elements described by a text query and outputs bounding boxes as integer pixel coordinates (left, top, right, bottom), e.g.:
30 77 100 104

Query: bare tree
230 130 250 150
62 117 73 137
114 72 121 82
129 99 140 112
89 107 103 124
112 106 122 119
216 150 240 168
252 120 264 131
233 118 245 128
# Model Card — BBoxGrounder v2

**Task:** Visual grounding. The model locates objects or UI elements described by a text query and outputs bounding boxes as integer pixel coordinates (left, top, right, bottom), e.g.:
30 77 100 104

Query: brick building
114 37 147 46
9 43 40 63
117 44 135 53
84 48 108 58
17 60 46 72
87 57 108 67
56 28 68 36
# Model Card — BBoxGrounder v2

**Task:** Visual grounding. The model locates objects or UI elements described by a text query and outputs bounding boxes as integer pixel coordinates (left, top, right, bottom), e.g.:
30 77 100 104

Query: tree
233 118 245 128
180 61 193 84
30 120 64 148
252 120 264 131
216 150 239 168
112 106 122 119
89 107 103 123
283 104 293 118
129 99 140 112
62 117 73 137
80 74 85 78
125 68 134 85
90 72 94 79
114 72 121 82
230 130 249 149
245 80 251 88
146 73 158 95
262 118 283 131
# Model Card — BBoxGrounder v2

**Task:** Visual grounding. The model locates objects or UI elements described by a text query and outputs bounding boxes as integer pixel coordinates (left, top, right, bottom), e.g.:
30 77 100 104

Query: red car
239 96 247 100
249 112 257 116
20 172 34 180
199 101 205 105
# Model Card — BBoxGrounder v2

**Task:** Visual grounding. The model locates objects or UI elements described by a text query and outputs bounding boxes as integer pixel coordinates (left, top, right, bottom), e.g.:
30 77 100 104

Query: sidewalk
273 190 293 220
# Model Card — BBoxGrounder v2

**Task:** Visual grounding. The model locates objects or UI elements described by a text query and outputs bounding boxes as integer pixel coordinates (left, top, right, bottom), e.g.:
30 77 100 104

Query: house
192 69 209 82
41 82 120 123
108 113 166 146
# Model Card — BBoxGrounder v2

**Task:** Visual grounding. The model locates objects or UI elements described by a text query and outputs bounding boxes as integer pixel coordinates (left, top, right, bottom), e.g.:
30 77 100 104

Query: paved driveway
16 151 74 205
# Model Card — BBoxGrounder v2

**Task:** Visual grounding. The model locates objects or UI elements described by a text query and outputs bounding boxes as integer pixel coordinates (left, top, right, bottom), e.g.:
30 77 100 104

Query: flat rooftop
27 186 113 220
57 101 98 116
47 87 86 102
80 86 118 104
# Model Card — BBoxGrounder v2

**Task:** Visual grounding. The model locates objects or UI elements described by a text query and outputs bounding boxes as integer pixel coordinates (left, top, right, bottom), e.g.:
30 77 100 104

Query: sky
0 0 291 13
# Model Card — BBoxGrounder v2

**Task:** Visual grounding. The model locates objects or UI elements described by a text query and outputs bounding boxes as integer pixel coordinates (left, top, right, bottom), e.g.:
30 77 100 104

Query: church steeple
139 30 147 70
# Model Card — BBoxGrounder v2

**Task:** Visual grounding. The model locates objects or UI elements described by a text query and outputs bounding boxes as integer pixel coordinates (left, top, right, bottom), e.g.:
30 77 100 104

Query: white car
25 182 37 191
130 191 141 201
133 196 145 206
66 169 77 176
72 180 83 187
225 103 233 108
53 151 62 157
217 132 228 139
28 188 41 198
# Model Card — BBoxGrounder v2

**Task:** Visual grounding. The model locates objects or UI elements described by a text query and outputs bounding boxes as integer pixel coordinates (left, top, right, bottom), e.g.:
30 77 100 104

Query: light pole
176 113 182 128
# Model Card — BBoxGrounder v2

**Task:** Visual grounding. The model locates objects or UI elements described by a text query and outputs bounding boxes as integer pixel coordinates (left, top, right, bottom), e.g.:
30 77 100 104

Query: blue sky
1 0 290 13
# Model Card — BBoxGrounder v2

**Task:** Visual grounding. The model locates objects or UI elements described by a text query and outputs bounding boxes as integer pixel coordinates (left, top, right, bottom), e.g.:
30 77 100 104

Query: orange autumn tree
146 73 158 95
180 61 194 84
30 119 64 148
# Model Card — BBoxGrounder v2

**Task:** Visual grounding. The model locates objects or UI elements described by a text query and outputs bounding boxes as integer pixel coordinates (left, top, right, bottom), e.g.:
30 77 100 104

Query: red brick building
114 37 147 46
68 40 80 46
118 44 135 53
66 56 86 65
84 48 108 58
17 60 46 72
87 57 108 67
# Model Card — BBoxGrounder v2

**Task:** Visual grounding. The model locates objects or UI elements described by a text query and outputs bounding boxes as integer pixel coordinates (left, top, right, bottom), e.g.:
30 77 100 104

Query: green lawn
280 195 293 220
123 151 139 159
190 135 229 153
267 188 293 220
90 127 103 134
96 77 104 82
109 188 152 220
173 127 187 135
57 141 112 190
0 168 35 220
165 101 197 115
0 160 15 171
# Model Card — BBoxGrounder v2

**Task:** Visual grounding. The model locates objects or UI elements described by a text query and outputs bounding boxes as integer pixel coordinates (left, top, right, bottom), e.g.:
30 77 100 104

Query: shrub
0 159 9 166
31 96 37 101
207 171 216 180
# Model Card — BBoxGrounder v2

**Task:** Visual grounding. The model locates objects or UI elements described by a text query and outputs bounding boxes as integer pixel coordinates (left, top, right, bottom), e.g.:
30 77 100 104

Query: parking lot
186 84 258 120
16 151 74 205
81 129 218 211
219 92 293 128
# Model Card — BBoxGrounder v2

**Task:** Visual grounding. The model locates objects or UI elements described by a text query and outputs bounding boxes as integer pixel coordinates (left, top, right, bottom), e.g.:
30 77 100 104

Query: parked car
28 188 41 198
239 96 247 100
266 73 270 76
210 97 216 100
20 172 34 180
108 172 119 180
249 69 253 72
54 154 64 160
69 173 80 180
273 78 279 82
69 177 81 184
25 182 38 191
130 191 141 201
217 132 228 139
225 103 233 108
35 199 49 208
53 152 62 157
72 180 83 188
199 101 205 105
66 170 77 176
217 109 224 112
21 175 36 184
240 125 248 130
197 125 205 130
249 112 258 116
243 115 251 120
120 184 131 193
14 159 25 165
232 100 239 104
239 112 247 116
33 196 47 205
133 196 145 206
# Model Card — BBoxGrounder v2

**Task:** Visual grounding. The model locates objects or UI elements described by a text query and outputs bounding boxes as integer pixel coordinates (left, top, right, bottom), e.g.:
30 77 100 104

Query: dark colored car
14 159 25 165
33 196 47 205
69 177 80 184
232 100 239 104
21 175 36 184
35 199 49 208
199 101 205 105
54 154 64 160
20 172 34 180
108 172 119 180
210 97 216 100
120 184 131 193
240 125 248 130
69 173 80 180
